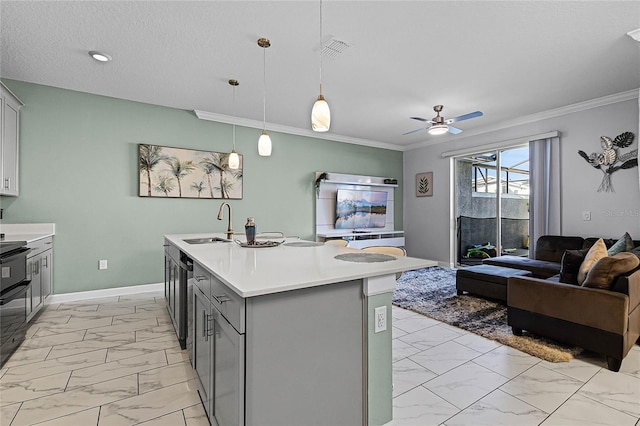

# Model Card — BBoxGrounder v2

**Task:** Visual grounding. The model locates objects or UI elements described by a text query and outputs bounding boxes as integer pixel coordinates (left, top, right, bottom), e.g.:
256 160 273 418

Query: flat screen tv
335 189 388 230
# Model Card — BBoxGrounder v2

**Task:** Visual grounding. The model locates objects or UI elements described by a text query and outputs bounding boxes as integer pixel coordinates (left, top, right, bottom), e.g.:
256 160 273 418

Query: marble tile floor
389 307 640 426
0 291 207 426
1 292 639 425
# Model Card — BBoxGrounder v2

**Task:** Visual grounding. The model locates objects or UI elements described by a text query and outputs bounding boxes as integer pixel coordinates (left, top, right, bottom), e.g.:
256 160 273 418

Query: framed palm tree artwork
139 144 243 199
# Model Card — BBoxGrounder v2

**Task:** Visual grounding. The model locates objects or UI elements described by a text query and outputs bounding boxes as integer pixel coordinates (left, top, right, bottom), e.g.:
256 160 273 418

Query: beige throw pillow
577 238 607 285
582 252 640 290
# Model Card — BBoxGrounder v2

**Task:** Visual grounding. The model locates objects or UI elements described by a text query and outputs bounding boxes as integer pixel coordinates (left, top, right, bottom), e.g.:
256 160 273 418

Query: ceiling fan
403 105 483 136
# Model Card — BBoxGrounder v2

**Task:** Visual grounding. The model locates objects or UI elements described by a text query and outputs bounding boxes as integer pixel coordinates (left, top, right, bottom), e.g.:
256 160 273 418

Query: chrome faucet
217 202 233 240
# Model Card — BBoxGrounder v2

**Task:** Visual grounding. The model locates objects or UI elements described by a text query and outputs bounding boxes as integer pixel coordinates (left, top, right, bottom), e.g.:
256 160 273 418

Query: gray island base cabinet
245 280 364 425
165 233 435 426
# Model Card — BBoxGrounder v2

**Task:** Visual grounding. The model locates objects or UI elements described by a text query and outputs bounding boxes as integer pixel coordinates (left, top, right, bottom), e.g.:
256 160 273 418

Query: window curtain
528 137 561 258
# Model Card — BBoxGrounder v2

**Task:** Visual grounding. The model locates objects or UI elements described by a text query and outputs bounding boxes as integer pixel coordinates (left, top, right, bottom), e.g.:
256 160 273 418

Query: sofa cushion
482 256 561 278
607 233 635 256
535 235 584 263
584 236 640 250
559 248 589 285
583 252 640 290
578 238 608 285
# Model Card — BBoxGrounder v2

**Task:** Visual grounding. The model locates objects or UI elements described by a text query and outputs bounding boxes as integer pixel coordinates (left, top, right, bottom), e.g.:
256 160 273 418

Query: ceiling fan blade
446 111 483 124
448 126 463 135
410 116 429 122
402 127 429 136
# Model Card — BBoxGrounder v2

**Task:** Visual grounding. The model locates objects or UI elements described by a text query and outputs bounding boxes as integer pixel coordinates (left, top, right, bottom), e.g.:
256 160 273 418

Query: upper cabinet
1 82 23 196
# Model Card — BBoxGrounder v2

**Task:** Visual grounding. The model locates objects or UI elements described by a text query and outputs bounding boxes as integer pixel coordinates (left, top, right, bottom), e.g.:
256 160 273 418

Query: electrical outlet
374 306 387 333
582 211 591 221
99 260 108 270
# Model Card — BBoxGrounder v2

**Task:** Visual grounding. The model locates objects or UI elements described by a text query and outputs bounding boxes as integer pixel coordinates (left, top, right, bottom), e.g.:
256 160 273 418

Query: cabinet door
164 254 171 306
213 310 244 426
26 257 42 321
1 91 20 196
193 287 212 418
41 250 53 299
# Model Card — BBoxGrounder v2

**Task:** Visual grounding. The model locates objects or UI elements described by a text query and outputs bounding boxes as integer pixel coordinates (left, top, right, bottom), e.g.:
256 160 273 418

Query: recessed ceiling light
89 51 112 62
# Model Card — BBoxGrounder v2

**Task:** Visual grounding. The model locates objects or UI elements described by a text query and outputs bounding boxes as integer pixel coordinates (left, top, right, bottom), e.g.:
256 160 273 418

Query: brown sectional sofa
483 235 640 277
486 235 640 371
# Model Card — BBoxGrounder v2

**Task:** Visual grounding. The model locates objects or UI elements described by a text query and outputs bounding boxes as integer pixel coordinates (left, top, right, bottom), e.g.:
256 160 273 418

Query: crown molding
404 89 640 151
195 89 639 153
193 110 402 151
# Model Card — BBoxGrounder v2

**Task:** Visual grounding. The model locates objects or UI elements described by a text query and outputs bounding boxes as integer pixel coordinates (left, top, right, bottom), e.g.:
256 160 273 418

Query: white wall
403 97 640 265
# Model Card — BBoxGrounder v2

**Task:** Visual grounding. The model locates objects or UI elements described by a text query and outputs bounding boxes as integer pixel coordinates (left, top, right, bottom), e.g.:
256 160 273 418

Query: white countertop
165 233 436 298
0 223 55 243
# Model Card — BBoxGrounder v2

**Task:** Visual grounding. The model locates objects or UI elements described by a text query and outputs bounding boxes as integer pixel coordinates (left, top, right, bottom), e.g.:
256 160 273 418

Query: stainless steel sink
183 237 231 244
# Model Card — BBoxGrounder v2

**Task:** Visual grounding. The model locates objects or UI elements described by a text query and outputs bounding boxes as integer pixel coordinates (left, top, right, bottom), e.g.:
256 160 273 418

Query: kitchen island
164 233 436 426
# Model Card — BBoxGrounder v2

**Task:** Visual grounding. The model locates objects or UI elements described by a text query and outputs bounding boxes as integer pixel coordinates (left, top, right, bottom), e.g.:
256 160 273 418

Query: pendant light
311 0 330 132
257 38 272 156
228 79 240 170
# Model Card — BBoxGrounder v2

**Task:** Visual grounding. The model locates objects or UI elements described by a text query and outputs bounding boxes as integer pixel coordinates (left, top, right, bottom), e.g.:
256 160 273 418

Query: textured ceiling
1 1 639 151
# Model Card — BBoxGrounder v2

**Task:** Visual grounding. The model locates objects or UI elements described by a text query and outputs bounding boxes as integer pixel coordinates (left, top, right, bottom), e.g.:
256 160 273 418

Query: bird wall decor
578 131 637 192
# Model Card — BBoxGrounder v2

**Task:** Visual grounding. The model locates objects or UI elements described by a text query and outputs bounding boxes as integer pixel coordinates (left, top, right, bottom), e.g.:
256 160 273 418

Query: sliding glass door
455 146 529 266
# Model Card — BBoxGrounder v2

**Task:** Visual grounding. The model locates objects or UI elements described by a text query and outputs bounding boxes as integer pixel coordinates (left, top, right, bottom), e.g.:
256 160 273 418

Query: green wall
0 80 403 294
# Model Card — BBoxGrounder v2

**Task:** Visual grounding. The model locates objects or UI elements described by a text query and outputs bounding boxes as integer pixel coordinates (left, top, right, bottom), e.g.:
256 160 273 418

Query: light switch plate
582 211 591 221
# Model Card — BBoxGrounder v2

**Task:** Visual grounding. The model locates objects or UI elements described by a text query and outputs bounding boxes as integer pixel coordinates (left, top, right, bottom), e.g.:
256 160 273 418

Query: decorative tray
234 240 282 248
283 241 324 247
334 253 397 263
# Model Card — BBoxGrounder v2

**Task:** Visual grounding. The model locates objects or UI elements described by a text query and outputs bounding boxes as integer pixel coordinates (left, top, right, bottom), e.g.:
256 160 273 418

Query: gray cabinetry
41 249 53 298
193 281 212 418
0 82 22 197
26 255 41 320
189 258 362 426
192 262 245 426
164 243 178 324
26 237 54 321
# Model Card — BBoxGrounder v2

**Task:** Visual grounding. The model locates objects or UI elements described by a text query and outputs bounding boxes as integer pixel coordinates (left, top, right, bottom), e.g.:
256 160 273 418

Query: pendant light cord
232 84 236 150
319 0 323 96
262 46 267 131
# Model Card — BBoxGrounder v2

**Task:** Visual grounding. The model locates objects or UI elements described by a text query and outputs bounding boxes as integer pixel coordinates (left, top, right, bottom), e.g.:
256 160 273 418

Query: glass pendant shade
228 150 240 169
428 124 449 135
258 131 272 156
311 94 330 132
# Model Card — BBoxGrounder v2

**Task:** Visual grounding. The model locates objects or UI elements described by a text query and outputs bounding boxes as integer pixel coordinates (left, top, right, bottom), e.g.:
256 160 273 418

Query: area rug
393 266 582 362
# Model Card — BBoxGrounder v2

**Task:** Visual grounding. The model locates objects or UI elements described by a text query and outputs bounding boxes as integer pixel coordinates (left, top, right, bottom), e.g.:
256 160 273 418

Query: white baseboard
46 283 164 304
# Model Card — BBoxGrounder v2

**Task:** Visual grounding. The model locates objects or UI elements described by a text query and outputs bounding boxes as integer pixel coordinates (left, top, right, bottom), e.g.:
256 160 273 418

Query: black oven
0 241 30 367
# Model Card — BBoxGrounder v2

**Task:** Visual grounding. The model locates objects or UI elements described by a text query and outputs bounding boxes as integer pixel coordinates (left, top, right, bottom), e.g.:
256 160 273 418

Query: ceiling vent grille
322 38 350 58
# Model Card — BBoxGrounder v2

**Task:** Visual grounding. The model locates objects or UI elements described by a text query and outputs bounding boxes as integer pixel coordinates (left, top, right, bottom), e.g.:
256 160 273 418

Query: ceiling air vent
322 38 350 58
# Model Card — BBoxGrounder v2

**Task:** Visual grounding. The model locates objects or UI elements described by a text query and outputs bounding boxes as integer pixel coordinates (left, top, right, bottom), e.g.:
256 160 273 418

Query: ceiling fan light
428 124 449 135
258 130 272 156
312 95 330 132
228 150 240 169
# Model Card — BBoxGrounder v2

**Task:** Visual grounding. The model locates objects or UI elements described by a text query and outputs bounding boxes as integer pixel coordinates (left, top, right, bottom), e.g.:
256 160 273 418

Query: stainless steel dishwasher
164 241 192 350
